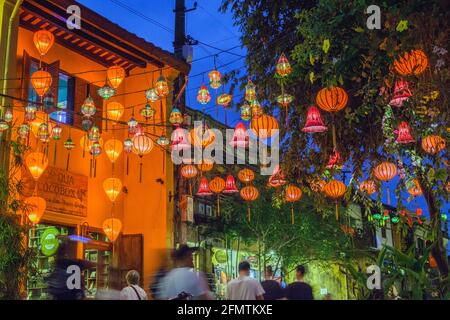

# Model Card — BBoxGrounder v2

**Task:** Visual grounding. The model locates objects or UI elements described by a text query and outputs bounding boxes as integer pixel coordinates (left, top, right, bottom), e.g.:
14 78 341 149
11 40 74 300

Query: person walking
227 261 265 300
120 270 148 300
261 266 283 300
285 265 314 300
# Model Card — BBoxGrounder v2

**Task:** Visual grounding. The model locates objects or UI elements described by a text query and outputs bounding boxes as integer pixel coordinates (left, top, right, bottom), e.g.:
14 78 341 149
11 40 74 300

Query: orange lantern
197 159 214 172
104 139 123 163
217 93 232 107
181 164 198 179
208 69 221 89
250 114 279 138
276 53 292 77
33 29 55 56
394 49 428 76
238 168 255 184
102 218 122 242
26 152 48 180
132 134 154 182
189 124 215 148
315 86 348 112
285 184 302 224
359 180 377 195
107 65 126 89
407 179 422 197
155 74 170 98
323 180 347 221
197 84 211 105
250 100 263 119
373 162 397 181
240 185 259 222
106 102 125 122
31 70 52 97
210 177 226 216
421 135 445 154
103 177 122 202
24 196 46 224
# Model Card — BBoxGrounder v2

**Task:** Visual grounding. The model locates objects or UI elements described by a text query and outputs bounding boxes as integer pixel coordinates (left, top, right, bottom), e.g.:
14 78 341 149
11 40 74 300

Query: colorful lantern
97 84 116 100
89 142 102 157
64 137 75 150
3 108 12 123
323 180 347 221
105 139 123 163
26 152 48 180
396 121 415 144
156 136 170 146
407 179 422 197
17 123 30 139
390 79 412 107
24 196 46 224
276 93 293 108
241 103 252 121
81 118 93 131
285 184 302 224
223 175 239 193
155 74 169 98
268 165 286 188
123 138 133 153
181 164 198 179
106 102 124 122
217 93 232 107
52 124 62 140
197 84 211 105
373 162 397 181
88 125 100 142
31 70 52 97
240 185 259 222
250 114 279 138
25 104 37 121
171 128 191 152
37 123 51 142
103 177 122 202
245 80 257 102
250 100 262 119
80 136 104 152
145 88 160 102
0 121 9 132
127 117 139 134
140 104 156 120
394 49 428 76
197 177 213 196
189 124 215 148
302 105 327 133
197 160 214 172
107 65 125 89
102 218 122 242
208 69 221 89
230 122 249 148
169 107 183 126
421 135 445 154
326 149 342 170
132 134 153 157
81 96 96 118
33 29 55 56
359 180 377 195
238 168 255 184
276 53 292 77
316 86 348 113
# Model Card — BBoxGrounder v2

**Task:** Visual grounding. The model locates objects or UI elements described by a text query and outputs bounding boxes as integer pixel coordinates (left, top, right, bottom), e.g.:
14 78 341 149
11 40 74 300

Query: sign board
40 227 60 256
23 166 88 217
180 195 194 223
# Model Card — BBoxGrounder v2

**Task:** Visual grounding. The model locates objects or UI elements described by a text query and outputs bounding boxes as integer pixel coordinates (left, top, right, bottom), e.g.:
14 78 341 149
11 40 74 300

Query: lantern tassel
94 159 97 178
291 205 294 225
53 142 57 165
248 206 251 223
66 152 70 171
217 196 220 217
139 160 143 183
335 201 339 222
332 122 337 150
126 155 129 176
89 158 92 178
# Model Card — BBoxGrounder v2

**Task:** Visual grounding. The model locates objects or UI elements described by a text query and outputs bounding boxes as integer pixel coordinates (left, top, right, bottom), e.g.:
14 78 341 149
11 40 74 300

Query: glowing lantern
238 168 255 184
181 164 198 179
37 122 51 143
230 122 249 148
80 136 104 152
223 175 239 193
0 120 9 132
189 124 215 148
394 49 428 76
250 100 263 119
197 177 213 196
105 139 123 163
241 103 252 121
26 152 48 180
421 135 445 154
51 124 62 140
102 218 122 242
373 162 397 181
407 179 422 197
145 88 159 102
107 65 125 89
88 125 100 142
208 69 221 89
155 74 169 98
31 70 52 97
17 123 30 139
316 86 348 112
285 184 302 224
268 165 286 188
396 121 415 144
25 104 37 121
197 159 214 172
156 136 170 146
326 149 342 170
4 108 12 123
169 107 183 126
140 104 156 120
323 180 347 221
64 137 75 150
97 84 116 100
250 114 278 138
359 180 377 195
390 79 412 107
276 93 293 108
90 142 102 157
33 30 55 56
245 80 257 102
302 105 327 133
123 138 133 153
217 93 232 107
24 196 46 224
210 177 226 216
103 177 122 202
106 102 124 122
197 84 211 104
276 53 292 77
240 185 259 222
81 96 96 118
127 117 139 134
171 128 191 152
132 134 153 157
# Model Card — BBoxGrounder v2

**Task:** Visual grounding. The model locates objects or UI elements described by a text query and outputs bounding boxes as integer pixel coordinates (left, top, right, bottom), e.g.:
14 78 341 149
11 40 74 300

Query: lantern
245 80 256 102
171 128 191 152
145 88 160 102
106 102 124 122
396 121 415 144
51 124 62 140
302 105 327 133
241 103 252 121
238 168 255 184
155 74 169 98
268 165 286 188
107 65 125 89
407 179 422 197
37 123 51 143
359 180 377 195
26 152 48 180
189 124 215 148
323 180 347 221
25 104 37 121
250 114 278 138
64 137 75 150
103 177 122 202
80 136 104 152
105 139 123 163
197 177 213 196
102 218 122 242
0 121 9 132
132 133 153 157
3 108 12 123
316 86 348 112
88 125 100 142
169 107 183 126
81 96 96 118
276 53 291 77
210 177 226 216
31 70 52 97
24 196 46 224
390 79 412 107
230 122 249 148
217 93 232 107
17 123 30 139
276 93 293 108
97 84 116 100
181 164 198 179
240 185 259 222
82 118 93 131
250 100 262 119
123 138 133 153
140 104 156 120
223 175 239 193
90 142 102 157
394 49 428 76
127 117 139 134
156 136 170 146
373 162 397 181
421 135 445 154
285 184 302 224
197 84 211 105
197 159 214 172
33 30 55 56
325 149 342 170
208 69 221 89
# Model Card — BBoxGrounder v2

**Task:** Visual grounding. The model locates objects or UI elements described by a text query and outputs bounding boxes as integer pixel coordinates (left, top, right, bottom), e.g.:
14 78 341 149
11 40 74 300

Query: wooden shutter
117 234 143 289
73 77 88 130
21 50 31 105
47 60 60 105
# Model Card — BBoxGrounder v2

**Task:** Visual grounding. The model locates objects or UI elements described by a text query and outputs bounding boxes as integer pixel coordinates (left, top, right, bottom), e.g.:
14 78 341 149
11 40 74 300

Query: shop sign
40 227 60 256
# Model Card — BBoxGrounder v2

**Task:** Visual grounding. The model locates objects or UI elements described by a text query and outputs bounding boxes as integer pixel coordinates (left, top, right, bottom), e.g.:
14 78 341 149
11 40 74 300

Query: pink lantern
197 177 213 196
390 79 412 107
302 106 327 133
396 121 415 144
326 149 342 169
171 128 191 152
229 122 249 148
223 175 239 193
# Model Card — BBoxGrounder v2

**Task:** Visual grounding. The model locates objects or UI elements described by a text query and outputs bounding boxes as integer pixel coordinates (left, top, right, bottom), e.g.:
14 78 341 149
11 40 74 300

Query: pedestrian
120 270 148 300
149 249 173 300
227 261 265 300
285 265 314 300
261 266 283 300
159 245 214 300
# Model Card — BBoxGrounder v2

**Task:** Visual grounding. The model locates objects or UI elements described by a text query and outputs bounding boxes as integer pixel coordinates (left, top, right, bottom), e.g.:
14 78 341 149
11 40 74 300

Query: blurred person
149 249 173 300
261 266 283 300
159 245 213 300
285 265 314 300
120 270 147 300
227 261 265 300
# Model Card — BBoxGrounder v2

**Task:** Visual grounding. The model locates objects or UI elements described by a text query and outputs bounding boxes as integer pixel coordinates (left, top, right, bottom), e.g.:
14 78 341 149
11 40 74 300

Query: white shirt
227 276 265 300
159 267 209 299
120 285 148 300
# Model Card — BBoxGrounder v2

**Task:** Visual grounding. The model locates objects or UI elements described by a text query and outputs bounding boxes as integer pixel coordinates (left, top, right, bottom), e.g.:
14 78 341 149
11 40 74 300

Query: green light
391 216 400 224
441 214 448 222
372 213 382 220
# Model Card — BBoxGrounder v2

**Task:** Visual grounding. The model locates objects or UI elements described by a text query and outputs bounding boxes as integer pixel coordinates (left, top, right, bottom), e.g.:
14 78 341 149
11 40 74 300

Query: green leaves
396 20 409 32
322 39 331 53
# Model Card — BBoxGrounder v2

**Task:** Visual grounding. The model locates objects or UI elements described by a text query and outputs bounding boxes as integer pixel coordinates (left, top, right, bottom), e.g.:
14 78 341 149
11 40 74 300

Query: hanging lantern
396 121 415 144
26 152 48 180
89 142 102 157
33 29 55 56
285 184 302 224
316 86 348 112
88 125 100 142
241 103 252 121
323 180 347 221
127 117 139 135
169 107 183 126
250 114 279 138
80 136 104 152
107 65 125 89
390 79 412 107
325 149 342 170
106 102 124 122
30 116 43 137
145 88 160 102
189 124 215 148
245 80 257 102
268 165 286 188
208 69 221 89
197 177 213 196
81 118 93 131
217 93 232 107
105 139 123 163
4 108 13 123
197 159 214 172
17 123 30 139
407 179 422 197
81 96 96 118
140 104 156 120
276 93 293 108
103 177 122 202
37 122 52 143
223 175 239 193
64 137 75 150
25 104 37 121
359 180 377 195
31 70 52 97
0 121 9 132
394 49 428 76
24 196 46 225
155 74 169 98
238 168 255 184
240 185 259 222
276 53 292 77
181 164 198 179
373 162 397 181
230 122 249 148
102 218 122 242
302 105 327 133
132 133 153 157
421 135 445 154
250 100 263 119
210 177 225 194
171 128 191 152
197 84 211 105
97 84 116 100
156 136 170 146
123 138 133 153
52 124 62 140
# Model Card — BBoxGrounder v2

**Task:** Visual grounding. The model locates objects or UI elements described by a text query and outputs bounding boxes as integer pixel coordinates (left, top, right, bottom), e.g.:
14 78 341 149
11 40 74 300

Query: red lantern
323 180 347 221
197 83 211 105
197 177 213 196
268 165 286 188
390 79 412 107
223 175 239 194
396 121 415 144
302 106 327 133
326 149 342 170
230 122 249 148
240 185 259 222
276 53 292 77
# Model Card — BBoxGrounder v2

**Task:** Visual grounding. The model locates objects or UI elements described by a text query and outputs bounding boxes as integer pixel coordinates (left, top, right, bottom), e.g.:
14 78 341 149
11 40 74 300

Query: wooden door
117 234 143 289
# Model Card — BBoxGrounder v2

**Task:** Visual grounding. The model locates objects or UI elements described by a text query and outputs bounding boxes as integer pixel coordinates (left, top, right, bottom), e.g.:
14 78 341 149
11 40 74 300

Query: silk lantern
197 160 214 172
276 53 292 77
390 79 412 107
181 164 198 195
31 70 52 97
285 184 302 224
359 180 377 195
302 105 327 133
230 122 249 148
155 74 169 98
33 30 55 56
323 180 347 221
210 177 226 216
396 121 415 144
189 124 215 148
223 175 239 193
240 186 259 222
102 218 122 242
268 165 286 188
26 152 48 180
105 139 123 163
422 135 445 154
238 168 255 184
106 102 124 122
107 65 125 89
316 86 348 113
394 49 428 76
171 128 191 152
24 196 46 224
197 177 212 196
250 114 278 138
132 134 154 182
103 177 122 202
373 161 397 205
